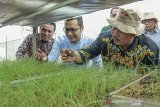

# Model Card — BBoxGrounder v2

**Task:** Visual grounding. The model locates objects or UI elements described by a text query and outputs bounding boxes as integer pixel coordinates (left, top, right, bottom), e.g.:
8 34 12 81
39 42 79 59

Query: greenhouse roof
0 0 140 27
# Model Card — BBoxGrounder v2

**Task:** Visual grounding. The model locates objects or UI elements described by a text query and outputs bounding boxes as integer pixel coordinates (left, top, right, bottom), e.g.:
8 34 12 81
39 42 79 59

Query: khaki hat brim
107 18 144 35
142 18 158 22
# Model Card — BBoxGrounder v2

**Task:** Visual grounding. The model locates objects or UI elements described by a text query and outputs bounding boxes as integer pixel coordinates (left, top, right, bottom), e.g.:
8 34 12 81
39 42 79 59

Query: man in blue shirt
35 16 102 67
142 12 160 49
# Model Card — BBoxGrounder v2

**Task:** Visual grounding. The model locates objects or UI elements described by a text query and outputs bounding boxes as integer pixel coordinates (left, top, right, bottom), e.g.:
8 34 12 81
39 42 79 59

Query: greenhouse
0 0 160 107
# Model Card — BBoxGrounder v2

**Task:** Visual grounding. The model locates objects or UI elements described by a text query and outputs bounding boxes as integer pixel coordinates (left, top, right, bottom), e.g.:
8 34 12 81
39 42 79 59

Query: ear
80 26 84 32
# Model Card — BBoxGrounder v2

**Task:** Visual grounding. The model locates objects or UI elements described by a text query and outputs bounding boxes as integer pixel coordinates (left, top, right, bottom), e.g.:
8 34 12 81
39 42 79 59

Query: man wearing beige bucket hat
142 12 160 49
61 8 159 68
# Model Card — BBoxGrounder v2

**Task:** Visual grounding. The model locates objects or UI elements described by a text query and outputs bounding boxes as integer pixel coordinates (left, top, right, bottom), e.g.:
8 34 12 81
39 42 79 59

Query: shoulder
22 34 33 43
25 34 33 39
91 31 112 47
156 28 160 33
102 25 112 29
24 33 40 40
82 35 93 41
139 34 159 50
101 25 112 33
54 35 69 45
56 35 68 41
139 34 155 44
98 31 112 39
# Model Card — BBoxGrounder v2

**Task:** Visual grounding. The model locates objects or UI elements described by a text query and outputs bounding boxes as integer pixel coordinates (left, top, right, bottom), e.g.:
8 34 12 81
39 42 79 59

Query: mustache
112 36 119 41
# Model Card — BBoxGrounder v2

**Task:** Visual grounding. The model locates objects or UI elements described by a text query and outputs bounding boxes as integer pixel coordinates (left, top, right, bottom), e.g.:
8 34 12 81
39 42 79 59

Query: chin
70 40 77 43
69 39 75 42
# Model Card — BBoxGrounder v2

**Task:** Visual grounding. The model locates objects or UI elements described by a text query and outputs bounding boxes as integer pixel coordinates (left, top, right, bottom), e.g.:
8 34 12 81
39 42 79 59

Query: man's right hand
61 49 77 63
35 49 48 61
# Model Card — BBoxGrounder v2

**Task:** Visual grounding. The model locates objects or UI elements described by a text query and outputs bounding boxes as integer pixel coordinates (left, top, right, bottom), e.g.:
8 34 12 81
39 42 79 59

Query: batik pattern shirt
78 32 159 68
16 34 54 59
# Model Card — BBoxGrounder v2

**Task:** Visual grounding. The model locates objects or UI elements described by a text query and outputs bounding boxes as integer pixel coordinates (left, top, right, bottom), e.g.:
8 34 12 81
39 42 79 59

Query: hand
61 49 77 63
35 49 47 61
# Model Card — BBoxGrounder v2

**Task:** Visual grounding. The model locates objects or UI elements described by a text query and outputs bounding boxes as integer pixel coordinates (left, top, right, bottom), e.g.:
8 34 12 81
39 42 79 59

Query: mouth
113 37 119 43
113 39 120 45
43 37 48 40
41 37 49 41
67 36 74 40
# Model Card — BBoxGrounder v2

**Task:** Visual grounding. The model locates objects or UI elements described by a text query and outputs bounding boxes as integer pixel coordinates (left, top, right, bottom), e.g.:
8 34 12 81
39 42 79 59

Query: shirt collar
127 36 139 50
144 28 158 34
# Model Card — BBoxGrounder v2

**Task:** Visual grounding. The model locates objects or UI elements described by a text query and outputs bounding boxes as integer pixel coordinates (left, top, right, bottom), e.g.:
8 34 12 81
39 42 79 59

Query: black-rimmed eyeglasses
63 27 80 33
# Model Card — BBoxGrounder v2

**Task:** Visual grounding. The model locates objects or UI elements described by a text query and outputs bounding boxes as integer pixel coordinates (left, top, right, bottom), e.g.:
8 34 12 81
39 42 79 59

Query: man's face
110 8 119 18
142 19 157 32
40 24 55 41
64 20 83 43
111 27 135 49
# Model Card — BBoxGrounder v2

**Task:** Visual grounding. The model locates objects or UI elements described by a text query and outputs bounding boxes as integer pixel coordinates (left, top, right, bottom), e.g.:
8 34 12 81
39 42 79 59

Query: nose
66 30 73 35
44 31 49 36
112 28 119 36
144 22 149 25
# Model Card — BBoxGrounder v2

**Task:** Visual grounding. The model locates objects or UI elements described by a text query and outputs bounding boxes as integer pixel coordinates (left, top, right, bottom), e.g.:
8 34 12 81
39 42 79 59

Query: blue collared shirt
48 34 102 67
143 28 160 49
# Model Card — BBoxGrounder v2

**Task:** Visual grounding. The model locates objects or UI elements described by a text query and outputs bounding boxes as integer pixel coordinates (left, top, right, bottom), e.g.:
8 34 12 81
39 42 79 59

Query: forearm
47 48 61 62
74 51 83 64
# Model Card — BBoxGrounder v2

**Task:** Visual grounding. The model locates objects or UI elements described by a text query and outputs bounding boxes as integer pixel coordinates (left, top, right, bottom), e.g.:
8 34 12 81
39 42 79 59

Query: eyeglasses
63 27 80 33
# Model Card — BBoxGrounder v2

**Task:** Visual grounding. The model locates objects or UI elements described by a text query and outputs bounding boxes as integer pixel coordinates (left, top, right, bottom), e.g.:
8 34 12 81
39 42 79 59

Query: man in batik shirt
61 8 159 68
16 23 56 60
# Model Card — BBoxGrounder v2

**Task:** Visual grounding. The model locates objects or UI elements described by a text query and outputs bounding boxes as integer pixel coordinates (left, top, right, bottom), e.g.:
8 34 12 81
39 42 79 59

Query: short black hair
110 7 119 15
41 23 56 31
65 16 83 27
49 22 56 31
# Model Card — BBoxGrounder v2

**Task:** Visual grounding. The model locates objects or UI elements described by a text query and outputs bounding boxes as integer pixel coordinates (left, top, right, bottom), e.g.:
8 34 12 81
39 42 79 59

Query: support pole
32 27 38 58
5 36 7 61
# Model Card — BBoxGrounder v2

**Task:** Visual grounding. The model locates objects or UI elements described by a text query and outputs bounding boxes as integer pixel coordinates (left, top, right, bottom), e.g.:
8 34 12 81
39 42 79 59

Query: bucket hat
107 8 144 35
142 12 158 21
